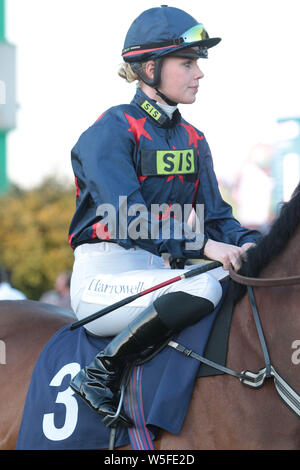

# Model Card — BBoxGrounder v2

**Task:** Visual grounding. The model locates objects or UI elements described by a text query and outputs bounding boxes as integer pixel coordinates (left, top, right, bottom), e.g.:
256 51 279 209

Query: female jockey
68 6 261 426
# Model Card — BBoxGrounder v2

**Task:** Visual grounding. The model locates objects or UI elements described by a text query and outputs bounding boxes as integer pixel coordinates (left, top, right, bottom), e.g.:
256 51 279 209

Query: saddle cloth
16 281 229 450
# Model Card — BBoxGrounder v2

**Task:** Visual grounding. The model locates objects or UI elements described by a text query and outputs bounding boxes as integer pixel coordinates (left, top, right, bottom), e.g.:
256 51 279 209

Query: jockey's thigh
73 267 222 337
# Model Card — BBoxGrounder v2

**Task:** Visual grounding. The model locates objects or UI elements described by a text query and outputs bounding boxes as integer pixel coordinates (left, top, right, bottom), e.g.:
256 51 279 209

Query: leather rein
228 267 300 287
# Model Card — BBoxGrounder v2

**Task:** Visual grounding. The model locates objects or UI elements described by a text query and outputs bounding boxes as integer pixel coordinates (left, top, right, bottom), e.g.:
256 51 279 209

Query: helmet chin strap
155 88 178 106
131 58 178 107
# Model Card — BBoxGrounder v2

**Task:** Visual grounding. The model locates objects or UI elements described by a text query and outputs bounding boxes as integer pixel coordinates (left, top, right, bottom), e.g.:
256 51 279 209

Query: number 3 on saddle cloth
16 281 230 450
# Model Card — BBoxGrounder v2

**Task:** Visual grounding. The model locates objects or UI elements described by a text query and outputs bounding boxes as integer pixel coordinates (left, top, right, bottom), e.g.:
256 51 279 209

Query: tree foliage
0 178 75 299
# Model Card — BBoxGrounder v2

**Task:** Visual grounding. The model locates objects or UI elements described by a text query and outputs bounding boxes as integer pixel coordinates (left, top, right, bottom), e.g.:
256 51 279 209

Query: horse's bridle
169 267 300 419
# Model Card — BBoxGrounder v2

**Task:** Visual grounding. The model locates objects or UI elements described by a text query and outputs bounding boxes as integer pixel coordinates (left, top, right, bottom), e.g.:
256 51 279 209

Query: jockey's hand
203 239 255 271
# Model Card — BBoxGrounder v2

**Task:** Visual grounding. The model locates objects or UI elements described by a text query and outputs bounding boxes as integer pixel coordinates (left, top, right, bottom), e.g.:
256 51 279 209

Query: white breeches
70 243 226 337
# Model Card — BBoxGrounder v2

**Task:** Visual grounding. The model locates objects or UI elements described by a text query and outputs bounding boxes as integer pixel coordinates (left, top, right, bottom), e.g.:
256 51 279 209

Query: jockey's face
158 55 204 105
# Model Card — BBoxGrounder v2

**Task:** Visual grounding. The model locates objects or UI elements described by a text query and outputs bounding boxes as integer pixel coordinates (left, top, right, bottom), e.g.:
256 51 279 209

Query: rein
170 266 300 419
228 267 300 287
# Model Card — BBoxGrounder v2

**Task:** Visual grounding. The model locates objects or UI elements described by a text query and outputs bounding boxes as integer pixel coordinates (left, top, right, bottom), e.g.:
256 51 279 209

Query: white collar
156 101 177 119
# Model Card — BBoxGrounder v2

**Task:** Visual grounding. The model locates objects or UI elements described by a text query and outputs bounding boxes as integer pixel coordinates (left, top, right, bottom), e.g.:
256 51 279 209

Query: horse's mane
233 182 300 302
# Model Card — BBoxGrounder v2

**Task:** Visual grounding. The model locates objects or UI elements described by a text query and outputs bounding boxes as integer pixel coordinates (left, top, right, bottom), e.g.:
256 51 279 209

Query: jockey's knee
168 272 222 308
191 272 223 308
153 288 217 332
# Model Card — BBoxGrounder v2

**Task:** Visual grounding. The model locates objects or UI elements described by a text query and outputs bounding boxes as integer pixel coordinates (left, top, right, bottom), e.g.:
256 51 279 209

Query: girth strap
169 341 300 417
168 340 245 380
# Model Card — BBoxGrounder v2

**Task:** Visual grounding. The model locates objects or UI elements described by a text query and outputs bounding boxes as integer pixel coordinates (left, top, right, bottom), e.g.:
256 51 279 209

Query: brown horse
1 184 300 450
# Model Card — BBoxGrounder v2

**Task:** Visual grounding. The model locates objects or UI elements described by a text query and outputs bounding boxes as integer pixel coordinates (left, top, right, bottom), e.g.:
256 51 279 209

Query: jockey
69 6 261 426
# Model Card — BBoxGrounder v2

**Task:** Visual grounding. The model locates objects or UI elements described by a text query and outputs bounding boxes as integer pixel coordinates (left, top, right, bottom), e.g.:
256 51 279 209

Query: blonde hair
118 62 145 88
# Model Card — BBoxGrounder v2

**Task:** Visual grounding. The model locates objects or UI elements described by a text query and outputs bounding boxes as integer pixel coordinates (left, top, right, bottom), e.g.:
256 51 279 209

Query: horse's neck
259 224 300 280
229 225 300 379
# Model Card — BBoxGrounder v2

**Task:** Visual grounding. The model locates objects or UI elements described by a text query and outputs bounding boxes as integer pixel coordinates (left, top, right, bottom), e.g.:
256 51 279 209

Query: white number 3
42 362 81 441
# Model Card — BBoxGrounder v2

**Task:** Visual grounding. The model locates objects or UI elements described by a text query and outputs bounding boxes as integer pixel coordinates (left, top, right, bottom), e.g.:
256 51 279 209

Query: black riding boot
70 292 214 426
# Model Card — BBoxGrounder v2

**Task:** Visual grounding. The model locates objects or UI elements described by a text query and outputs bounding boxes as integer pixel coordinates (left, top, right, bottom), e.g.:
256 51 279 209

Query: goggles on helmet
122 23 218 60
181 24 208 42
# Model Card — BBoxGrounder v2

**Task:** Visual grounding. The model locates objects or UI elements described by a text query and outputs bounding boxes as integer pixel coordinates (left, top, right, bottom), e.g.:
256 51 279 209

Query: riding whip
70 261 222 330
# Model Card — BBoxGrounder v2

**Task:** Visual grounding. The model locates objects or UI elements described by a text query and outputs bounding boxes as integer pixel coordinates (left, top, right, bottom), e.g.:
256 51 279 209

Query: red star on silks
166 174 183 184
68 233 75 249
91 222 111 241
95 112 105 122
74 176 80 197
124 113 152 148
152 203 175 221
166 146 183 183
138 176 148 183
180 123 204 148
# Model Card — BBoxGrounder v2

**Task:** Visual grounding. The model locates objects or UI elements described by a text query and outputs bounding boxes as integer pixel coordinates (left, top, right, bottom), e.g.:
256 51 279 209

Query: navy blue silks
69 88 260 257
